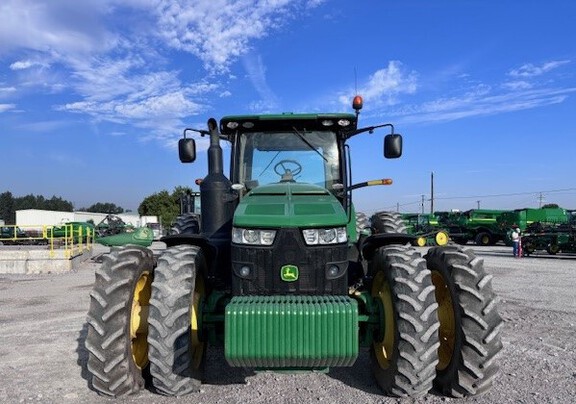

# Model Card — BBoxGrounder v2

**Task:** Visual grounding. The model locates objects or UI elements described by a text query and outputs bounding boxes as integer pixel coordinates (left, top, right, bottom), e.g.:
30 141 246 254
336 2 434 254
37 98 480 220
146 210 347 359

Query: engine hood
233 183 348 228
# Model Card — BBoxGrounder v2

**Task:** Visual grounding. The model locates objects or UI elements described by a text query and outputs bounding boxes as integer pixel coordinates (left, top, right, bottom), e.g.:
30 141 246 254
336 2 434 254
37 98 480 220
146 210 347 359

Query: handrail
0 224 93 258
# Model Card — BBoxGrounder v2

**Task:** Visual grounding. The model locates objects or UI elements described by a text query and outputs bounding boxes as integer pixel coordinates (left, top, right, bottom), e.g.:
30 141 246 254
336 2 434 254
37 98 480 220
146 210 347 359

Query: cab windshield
236 131 341 190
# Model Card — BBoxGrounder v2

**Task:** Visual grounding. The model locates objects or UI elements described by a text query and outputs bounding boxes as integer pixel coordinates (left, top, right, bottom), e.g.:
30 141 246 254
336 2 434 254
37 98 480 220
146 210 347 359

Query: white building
16 209 158 228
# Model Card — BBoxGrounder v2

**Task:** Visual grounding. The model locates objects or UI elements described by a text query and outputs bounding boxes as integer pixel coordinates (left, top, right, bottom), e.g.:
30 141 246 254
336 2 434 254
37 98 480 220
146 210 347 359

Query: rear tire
148 245 207 396
170 214 200 235
369 245 440 397
355 211 370 236
371 211 408 234
85 246 154 397
425 245 503 397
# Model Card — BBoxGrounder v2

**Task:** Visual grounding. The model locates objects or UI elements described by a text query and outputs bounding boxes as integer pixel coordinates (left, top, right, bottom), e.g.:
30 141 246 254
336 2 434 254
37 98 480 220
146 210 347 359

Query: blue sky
1 0 575 214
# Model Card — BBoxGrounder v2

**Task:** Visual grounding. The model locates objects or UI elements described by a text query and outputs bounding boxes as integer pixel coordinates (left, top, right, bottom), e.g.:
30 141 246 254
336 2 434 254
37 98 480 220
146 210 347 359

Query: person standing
511 226 521 257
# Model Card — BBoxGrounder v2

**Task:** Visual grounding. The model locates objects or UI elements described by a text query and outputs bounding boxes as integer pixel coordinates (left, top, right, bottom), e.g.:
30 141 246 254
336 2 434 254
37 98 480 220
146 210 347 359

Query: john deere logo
281 265 299 282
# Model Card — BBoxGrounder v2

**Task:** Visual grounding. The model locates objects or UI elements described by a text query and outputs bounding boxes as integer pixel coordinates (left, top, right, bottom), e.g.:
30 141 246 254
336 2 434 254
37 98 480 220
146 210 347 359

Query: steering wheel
273 159 303 181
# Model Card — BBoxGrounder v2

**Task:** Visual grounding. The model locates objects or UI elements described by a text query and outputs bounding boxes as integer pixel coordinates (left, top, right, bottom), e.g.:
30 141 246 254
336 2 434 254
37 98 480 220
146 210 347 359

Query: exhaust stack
200 118 235 239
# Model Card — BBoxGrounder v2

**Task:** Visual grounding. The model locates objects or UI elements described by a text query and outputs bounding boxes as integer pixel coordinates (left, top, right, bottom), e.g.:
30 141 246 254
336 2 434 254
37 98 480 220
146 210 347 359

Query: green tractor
85 97 502 398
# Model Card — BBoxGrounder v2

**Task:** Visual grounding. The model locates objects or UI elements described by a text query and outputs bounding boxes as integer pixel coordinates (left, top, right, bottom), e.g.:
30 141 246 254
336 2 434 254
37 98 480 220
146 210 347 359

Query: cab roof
219 113 358 135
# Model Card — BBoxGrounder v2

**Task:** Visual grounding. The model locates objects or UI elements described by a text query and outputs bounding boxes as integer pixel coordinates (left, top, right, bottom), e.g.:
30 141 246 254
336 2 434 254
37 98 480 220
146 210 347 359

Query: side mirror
179 138 196 163
384 134 402 159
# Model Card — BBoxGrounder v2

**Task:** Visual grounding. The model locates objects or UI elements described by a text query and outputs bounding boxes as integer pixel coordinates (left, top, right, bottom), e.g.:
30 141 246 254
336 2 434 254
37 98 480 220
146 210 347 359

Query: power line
433 187 576 201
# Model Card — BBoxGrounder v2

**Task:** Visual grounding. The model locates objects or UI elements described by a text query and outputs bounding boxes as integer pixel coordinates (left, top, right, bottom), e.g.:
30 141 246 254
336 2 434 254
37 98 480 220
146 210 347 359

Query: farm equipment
50 221 95 242
401 213 449 246
498 207 570 245
85 97 502 398
94 214 134 237
0 225 30 245
437 209 507 246
95 214 153 247
170 190 201 235
520 211 576 255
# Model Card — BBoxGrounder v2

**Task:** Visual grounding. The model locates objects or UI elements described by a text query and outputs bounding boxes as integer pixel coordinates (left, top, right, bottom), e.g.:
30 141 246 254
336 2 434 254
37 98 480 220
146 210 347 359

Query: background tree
541 203 559 209
138 186 193 227
1 192 74 224
83 202 125 214
0 191 15 224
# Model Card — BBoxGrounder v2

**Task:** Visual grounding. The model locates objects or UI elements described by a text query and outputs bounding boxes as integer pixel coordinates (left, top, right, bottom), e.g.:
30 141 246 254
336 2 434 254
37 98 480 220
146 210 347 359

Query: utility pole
396 202 400 212
477 200 481 209
430 172 434 214
421 195 425 214
538 192 545 208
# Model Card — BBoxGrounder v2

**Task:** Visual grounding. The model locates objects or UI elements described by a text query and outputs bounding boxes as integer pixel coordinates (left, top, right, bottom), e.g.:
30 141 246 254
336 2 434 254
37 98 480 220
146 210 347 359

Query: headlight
232 227 277 245
302 227 347 245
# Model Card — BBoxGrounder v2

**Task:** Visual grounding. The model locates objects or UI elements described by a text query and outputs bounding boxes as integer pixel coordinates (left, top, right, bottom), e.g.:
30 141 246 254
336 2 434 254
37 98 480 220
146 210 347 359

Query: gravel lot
1 244 575 404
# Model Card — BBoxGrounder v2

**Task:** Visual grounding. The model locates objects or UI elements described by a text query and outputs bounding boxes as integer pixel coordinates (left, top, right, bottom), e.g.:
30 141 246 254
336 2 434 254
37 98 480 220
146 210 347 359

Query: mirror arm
344 123 395 139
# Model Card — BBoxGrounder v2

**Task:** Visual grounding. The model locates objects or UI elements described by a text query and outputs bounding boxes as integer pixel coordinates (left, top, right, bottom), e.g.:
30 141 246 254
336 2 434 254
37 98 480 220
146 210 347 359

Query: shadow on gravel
476 251 576 260
327 351 382 395
76 322 96 392
328 350 447 398
202 346 255 386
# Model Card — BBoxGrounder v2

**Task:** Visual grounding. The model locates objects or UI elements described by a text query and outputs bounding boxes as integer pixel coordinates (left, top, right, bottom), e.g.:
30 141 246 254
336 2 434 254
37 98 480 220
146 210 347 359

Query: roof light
337 119 351 127
226 121 239 129
352 95 363 111
242 122 254 128
321 120 334 126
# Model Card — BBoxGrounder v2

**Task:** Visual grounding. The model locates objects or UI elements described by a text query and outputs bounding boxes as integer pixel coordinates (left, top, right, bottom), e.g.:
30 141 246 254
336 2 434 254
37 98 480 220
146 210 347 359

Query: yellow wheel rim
417 237 427 247
130 271 151 369
372 271 395 369
190 275 205 369
431 271 456 370
435 231 449 246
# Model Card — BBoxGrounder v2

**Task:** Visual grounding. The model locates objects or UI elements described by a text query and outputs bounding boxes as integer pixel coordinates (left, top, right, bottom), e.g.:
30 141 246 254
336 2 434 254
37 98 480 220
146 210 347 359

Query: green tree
84 202 125 214
138 186 193 226
45 195 74 211
541 203 559 209
1 192 74 224
0 191 15 224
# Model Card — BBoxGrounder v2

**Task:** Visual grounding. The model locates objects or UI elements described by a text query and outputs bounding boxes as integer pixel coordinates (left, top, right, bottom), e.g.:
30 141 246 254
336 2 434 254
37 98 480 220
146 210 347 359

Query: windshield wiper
292 127 327 162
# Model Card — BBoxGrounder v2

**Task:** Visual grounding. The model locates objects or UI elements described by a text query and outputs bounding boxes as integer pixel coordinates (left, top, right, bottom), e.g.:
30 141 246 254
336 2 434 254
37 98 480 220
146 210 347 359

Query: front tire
85 246 154 397
425 246 503 397
369 245 440 397
148 245 207 396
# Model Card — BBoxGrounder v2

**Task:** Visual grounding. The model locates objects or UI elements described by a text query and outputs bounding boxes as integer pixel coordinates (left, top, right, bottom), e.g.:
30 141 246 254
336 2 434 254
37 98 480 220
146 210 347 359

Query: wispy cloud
154 0 323 73
9 60 51 70
0 103 16 113
243 53 280 112
351 59 575 125
0 86 17 97
337 61 418 109
508 60 570 78
0 0 324 145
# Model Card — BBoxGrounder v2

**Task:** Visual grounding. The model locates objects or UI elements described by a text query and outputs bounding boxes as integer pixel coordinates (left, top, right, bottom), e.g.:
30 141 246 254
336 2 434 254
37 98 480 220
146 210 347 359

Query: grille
231 228 348 295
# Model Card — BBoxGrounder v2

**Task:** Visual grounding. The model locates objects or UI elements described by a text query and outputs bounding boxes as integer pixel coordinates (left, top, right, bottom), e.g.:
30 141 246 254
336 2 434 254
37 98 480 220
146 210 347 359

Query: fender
361 233 416 260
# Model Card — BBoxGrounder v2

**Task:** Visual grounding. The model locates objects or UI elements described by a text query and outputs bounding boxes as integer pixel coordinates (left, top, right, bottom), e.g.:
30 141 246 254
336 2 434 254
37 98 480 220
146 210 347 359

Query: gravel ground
0 244 575 404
